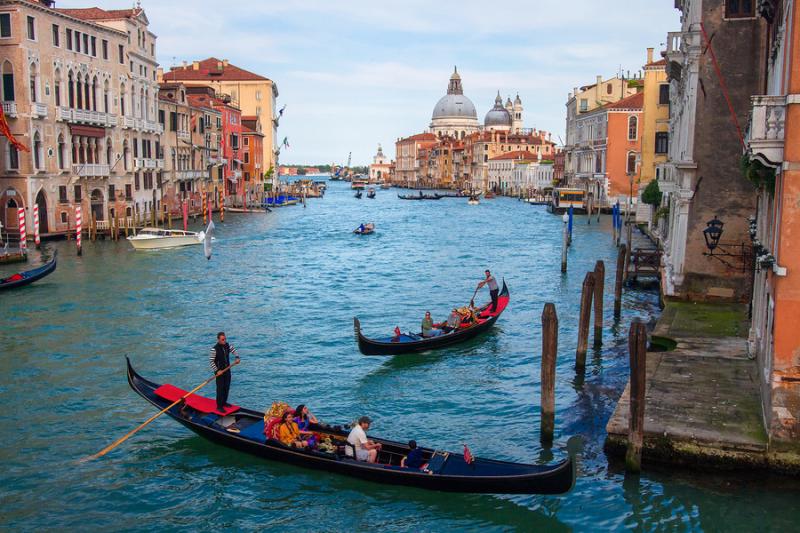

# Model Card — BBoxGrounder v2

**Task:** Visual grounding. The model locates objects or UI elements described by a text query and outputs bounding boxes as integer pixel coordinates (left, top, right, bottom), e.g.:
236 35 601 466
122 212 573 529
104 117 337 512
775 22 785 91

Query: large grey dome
431 67 478 120
484 92 512 127
432 94 478 119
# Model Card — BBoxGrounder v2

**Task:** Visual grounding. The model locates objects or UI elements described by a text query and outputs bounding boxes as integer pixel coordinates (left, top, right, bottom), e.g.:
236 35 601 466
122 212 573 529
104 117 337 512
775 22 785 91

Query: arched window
75 73 82 109
33 131 42 169
627 152 637 174
67 71 75 108
83 75 90 110
1 61 14 102
53 68 61 106
29 63 38 102
91 76 98 111
106 139 113 166
103 79 110 112
123 140 129 170
6 142 20 169
606 83 612 95
120 83 126 115
57 134 65 169
628 115 638 140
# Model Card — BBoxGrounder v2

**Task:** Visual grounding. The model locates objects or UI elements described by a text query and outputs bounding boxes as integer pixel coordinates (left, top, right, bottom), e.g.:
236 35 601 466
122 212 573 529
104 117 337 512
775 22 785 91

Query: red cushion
264 417 281 439
154 383 240 415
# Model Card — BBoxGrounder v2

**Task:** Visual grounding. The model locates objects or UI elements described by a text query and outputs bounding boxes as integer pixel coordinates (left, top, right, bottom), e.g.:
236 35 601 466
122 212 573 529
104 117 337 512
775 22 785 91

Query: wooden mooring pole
593 260 605 347
614 244 627 319
575 271 595 370
541 303 558 446
625 319 648 473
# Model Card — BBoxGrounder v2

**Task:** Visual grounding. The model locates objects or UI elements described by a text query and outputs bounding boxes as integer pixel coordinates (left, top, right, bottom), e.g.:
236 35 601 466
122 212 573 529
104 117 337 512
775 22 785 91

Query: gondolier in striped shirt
477 270 500 314
209 332 239 411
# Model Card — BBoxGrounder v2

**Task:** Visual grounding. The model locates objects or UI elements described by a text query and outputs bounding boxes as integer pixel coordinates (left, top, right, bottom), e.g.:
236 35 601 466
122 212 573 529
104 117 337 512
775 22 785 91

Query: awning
233 159 243 165
69 125 106 138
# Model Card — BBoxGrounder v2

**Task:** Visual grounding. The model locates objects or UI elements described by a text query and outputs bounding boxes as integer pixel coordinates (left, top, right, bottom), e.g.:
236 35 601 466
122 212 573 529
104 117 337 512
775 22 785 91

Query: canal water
1 181 798 531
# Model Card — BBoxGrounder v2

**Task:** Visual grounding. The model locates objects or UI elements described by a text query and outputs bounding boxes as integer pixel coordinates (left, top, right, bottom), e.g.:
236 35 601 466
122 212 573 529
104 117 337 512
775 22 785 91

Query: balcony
747 95 786 167
177 130 191 141
135 158 164 170
31 102 48 119
57 107 119 127
73 163 110 177
665 32 682 63
122 116 136 129
175 169 206 180
2 101 17 117
138 119 163 134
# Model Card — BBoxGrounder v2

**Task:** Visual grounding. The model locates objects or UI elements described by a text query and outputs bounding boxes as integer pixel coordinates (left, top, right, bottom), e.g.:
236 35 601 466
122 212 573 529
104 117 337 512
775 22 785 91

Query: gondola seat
239 420 266 442
264 417 282 439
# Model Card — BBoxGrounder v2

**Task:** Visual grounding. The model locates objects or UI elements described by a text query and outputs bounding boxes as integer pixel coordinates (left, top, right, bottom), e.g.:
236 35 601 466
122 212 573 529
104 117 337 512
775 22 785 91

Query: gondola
355 281 509 355
397 193 442 200
354 223 375 235
354 191 363 199
367 188 376 199
126 357 574 494
0 251 57 291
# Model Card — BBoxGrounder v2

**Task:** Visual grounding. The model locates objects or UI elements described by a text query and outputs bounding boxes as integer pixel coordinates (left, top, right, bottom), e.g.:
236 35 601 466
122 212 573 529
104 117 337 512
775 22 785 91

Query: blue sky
59 1 679 166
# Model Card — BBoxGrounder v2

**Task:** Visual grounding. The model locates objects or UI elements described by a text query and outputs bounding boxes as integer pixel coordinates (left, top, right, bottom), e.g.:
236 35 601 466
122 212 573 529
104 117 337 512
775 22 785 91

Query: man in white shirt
346 416 382 462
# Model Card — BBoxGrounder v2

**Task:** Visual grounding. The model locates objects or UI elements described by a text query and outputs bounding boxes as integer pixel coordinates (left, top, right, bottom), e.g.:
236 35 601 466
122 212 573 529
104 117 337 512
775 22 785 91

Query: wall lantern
703 216 724 253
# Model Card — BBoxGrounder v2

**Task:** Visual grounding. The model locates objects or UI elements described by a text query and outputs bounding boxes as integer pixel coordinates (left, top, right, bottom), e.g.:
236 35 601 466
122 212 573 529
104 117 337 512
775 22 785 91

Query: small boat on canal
0 251 57 291
367 188 376 199
397 192 442 200
353 223 375 235
127 228 205 250
354 281 509 355
126 358 574 494
354 190 363 199
468 196 480 205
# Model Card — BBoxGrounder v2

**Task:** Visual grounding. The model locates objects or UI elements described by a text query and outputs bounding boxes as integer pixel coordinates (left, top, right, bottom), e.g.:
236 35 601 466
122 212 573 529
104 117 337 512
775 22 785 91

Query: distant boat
127 228 205 250
398 192 442 200
353 223 375 235
367 188 376 199
0 251 57 291
468 196 480 205
355 190 363 199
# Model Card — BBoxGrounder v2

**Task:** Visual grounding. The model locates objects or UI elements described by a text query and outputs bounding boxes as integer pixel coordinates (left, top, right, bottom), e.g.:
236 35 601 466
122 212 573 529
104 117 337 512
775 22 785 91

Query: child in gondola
401 440 427 470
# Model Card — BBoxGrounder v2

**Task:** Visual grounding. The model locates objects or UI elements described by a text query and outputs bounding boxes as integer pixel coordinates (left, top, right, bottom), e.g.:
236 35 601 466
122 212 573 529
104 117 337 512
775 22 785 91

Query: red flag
0 104 29 152
463 444 474 464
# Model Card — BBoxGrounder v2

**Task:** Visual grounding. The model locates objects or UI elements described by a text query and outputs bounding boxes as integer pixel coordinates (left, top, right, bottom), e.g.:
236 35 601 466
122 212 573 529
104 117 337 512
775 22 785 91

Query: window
26 16 35 40
90 36 96 57
726 0 754 18
74 31 80 52
255 90 261 101
2 63 14 101
579 99 588 112
659 84 669 105
82 33 88 54
169 111 177 131
244 152 249 164
134 172 140 191
655 132 669 154
59 186 68 203
108 184 115 200
0 14 10 38
118 44 124 64
52 24 59 46
627 116 638 140
102 39 108 60
8 144 19 169
74 184 82 202
243 137 249 146
66 29 72 50
57 135 65 168
125 184 132 200
626 153 637 174
606 83 612 95
158 109 165 125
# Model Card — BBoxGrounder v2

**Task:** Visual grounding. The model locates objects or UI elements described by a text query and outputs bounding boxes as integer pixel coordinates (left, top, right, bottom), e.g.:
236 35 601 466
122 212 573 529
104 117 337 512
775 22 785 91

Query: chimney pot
647 47 654 64
222 59 229 67
192 61 200 70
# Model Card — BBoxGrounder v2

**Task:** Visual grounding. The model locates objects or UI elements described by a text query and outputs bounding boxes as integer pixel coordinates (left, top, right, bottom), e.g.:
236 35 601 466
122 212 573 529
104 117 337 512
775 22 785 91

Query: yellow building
639 48 669 185
160 58 278 185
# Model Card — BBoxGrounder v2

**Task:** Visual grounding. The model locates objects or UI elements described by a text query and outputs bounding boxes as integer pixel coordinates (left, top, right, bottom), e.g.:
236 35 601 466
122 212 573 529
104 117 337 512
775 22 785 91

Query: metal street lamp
703 216 724 253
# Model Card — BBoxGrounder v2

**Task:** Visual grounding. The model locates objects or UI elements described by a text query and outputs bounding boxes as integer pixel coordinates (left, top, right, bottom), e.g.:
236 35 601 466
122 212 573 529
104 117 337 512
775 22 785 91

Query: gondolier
209 332 239 411
477 270 500 313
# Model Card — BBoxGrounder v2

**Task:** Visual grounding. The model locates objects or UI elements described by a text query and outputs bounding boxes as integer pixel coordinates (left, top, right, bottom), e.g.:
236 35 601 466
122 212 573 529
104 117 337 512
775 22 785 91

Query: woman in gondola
277 410 309 448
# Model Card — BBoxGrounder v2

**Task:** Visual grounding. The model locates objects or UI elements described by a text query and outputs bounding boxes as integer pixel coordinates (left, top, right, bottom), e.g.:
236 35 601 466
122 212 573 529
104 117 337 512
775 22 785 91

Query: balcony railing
2 101 17 117
747 95 786 167
73 163 110 177
139 119 163 134
31 102 48 118
57 107 119 127
122 116 136 129
175 170 206 180
177 130 191 141
135 158 164 170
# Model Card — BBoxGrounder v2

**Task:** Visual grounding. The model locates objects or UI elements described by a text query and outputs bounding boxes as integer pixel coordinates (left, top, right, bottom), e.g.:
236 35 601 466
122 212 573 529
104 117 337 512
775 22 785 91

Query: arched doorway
4 197 19 230
35 189 48 234
91 188 104 222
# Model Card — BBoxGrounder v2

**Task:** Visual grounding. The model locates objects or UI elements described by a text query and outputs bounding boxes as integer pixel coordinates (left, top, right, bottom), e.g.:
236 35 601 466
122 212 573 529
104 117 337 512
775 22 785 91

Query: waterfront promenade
1 183 799 530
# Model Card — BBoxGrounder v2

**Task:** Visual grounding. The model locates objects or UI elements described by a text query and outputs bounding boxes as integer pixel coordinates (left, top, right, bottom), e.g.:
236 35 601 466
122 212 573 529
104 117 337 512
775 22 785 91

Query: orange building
604 92 643 199
241 116 264 207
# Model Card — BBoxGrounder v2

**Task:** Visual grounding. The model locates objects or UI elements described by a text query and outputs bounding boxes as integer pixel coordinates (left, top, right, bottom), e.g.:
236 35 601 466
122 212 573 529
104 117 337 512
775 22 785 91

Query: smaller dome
485 91 512 127
514 93 522 105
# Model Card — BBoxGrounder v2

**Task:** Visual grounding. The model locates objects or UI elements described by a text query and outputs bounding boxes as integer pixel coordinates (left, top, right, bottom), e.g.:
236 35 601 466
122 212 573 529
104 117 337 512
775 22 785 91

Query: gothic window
627 152 637 174
57 134 65 169
1 61 13 101
33 131 42 169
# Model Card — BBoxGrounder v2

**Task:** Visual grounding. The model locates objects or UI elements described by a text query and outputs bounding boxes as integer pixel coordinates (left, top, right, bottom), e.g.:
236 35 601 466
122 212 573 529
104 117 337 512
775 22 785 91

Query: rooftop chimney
647 47 654 64
182 60 187 68
596 75 602 85
192 61 200 70
222 59 229 67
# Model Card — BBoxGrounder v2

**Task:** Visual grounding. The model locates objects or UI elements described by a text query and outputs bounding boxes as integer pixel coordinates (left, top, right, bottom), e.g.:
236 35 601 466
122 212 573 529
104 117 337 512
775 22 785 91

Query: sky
59 1 680 166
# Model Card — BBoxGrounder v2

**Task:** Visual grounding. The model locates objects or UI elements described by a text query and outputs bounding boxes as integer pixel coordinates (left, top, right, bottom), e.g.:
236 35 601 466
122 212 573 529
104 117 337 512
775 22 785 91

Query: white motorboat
127 228 205 250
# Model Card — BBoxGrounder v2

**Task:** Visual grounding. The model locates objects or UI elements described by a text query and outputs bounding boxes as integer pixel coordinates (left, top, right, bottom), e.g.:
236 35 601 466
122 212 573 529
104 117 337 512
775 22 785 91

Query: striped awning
69 125 105 138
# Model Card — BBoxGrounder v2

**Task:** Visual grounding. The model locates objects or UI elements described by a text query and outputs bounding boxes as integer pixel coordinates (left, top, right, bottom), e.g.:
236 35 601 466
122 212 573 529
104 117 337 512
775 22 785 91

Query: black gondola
355 281 509 355
367 188 376 199
397 193 442 200
354 191 363 199
0 251 57 291
126 358 574 494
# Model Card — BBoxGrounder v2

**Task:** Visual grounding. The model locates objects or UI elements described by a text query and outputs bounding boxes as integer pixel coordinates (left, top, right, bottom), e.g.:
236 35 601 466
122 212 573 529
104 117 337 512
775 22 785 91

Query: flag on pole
17 208 27 251
0 104 29 152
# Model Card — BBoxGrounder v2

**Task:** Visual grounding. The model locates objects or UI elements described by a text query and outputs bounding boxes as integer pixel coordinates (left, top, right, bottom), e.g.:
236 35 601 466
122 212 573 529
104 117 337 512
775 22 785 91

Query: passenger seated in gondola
421 311 443 338
277 410 310 449
400 440 427 470
359 223 366 233
346 416 382 462
441 309 461 333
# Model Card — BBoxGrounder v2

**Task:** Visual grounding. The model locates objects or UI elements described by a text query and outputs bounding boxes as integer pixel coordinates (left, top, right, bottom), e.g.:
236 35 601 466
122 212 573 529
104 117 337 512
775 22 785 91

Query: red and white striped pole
182 199 188 231
207 192 212 224
33 204 41 249
18 208 27 252
75 205 83 256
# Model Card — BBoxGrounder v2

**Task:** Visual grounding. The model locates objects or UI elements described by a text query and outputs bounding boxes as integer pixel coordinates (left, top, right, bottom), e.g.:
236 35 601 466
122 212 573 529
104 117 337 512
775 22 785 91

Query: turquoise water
1 181 798 531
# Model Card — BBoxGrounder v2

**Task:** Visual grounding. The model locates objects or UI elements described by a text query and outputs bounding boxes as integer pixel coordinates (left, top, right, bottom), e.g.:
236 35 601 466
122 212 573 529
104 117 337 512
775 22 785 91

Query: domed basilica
429 67 525 139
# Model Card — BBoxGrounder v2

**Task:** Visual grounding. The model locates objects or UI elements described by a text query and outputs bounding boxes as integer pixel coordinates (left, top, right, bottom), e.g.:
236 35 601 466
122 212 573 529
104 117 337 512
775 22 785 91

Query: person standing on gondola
476 270 499 314
209 332 240 411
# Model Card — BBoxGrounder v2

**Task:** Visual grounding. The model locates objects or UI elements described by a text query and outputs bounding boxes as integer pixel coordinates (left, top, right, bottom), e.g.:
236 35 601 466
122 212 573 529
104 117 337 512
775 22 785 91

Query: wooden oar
469 286 480 307
82 360 240 462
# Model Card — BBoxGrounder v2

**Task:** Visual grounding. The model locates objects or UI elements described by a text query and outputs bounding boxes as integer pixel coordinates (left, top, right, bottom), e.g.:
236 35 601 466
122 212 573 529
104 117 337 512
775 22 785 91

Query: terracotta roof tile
489 150 537 161
56 7 142 21
163 58 270 82
604 92 644 110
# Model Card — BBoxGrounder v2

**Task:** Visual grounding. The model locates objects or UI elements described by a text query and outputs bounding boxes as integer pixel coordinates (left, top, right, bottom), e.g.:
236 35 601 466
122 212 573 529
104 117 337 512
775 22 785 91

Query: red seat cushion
154 383 240 415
